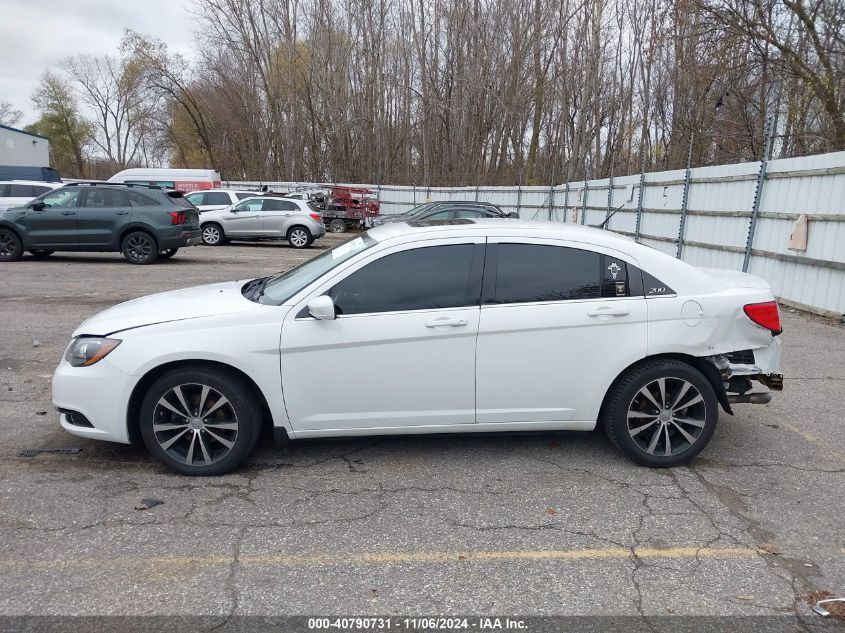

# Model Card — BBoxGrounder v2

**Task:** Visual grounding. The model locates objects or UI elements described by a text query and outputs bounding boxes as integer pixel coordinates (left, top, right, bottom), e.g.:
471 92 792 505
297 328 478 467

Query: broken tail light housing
168 211 187 225
743 301 782 335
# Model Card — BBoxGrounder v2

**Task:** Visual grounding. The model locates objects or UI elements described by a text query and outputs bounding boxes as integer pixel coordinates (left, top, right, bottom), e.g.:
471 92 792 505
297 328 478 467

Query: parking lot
1 236 844 622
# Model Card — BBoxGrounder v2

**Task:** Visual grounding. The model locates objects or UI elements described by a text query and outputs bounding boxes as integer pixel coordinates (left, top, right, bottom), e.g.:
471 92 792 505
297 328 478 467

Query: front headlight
65 337 121 367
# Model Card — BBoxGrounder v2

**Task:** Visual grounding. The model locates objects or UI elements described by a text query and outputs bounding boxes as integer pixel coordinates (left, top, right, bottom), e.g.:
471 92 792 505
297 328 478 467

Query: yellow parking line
0 547 761 571
781 422 845 461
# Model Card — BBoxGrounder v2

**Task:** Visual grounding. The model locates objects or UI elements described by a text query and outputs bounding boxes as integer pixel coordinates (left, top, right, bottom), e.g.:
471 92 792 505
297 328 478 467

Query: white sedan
52 220 783 475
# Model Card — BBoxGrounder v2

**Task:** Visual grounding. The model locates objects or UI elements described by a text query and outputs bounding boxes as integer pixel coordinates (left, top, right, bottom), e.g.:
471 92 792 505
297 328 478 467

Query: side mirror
31 201 46 211
307 295 336 320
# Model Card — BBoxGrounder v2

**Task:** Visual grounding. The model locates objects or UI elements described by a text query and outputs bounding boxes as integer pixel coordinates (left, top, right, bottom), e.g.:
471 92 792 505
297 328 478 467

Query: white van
108 168 222 192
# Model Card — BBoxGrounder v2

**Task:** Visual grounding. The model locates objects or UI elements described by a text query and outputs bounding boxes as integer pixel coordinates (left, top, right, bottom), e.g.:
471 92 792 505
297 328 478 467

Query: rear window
167 191 196 208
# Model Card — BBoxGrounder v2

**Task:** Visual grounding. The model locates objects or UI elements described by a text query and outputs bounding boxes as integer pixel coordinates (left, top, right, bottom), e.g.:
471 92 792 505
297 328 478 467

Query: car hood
74 280 258 336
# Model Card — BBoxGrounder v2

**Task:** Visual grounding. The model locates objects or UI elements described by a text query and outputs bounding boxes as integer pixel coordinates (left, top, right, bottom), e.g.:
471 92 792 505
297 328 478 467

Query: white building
0 124 50 166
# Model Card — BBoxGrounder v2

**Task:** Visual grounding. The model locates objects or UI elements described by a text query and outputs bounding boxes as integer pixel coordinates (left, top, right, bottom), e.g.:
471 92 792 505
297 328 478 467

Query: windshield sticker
332 236 365 259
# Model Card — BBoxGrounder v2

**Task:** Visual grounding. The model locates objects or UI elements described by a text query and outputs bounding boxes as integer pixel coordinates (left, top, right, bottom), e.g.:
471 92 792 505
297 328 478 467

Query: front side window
423 210 454 221
329 244 475 315
491 243 601 304
233 199 264 212
35 188 81 208
9 184 35 197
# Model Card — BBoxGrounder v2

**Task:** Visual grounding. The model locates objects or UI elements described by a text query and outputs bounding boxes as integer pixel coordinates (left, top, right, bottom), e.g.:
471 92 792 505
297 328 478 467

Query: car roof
190 188 255 194
0 180 63 187
60 181 174 192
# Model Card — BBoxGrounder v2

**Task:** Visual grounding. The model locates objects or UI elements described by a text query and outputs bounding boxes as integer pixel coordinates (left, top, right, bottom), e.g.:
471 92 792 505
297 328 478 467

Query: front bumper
52 358 135 444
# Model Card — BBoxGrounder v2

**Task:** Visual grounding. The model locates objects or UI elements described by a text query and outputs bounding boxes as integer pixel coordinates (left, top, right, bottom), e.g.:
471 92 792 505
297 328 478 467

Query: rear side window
491 243 601 304
83 188 131 208
127 191 158 207
186 192 205 205
0 185 8 196
32 186 52 196
454 209 485 219
263 199 298 211
330 244 475 315
204 192 232 205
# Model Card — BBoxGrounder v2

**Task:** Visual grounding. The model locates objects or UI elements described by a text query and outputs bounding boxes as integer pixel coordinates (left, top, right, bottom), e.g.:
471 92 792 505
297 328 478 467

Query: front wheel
0 229 23 262
29 249 55 259
601 359 718 467
138 365 263 476
202 223 225 246
287 226 313 249
122 231 159 265
159 248 179 259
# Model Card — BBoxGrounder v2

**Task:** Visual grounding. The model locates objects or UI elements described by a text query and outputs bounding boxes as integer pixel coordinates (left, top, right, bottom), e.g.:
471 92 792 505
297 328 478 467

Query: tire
202 223 225 246
328 219 346 233
29 249 55 258
138 365 263 476
287 225 313 249
601 359 718 468
159 248 179 259
122 231 159 265
0 228 23 262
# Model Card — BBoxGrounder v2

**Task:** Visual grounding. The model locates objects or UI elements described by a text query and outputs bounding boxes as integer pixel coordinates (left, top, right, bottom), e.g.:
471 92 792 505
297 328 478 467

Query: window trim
481 237 644 307
291 236 486 319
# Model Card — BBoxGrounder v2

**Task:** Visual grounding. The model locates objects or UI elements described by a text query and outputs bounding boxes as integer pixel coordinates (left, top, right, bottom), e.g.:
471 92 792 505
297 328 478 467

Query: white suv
0 181 64 211
185 189 257 213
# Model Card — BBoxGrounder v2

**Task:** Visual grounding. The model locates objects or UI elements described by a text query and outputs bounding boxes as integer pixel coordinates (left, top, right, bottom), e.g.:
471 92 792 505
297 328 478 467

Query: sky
0 0 195 126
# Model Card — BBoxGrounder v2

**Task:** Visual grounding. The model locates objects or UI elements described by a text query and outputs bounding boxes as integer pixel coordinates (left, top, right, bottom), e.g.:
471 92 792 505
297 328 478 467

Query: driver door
224 198 264 236
25 188 82 248
280 238 485 432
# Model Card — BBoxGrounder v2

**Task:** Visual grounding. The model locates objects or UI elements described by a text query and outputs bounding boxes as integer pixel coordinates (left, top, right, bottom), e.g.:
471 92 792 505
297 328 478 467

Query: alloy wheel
152 383 239 467
126 235 153 261
626 377 707 457
0 231 20 259
289 228 309 247
202 225 221 245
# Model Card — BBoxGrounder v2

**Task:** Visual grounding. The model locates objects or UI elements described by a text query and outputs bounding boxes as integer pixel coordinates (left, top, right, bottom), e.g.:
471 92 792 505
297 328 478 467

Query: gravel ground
0 236 843 625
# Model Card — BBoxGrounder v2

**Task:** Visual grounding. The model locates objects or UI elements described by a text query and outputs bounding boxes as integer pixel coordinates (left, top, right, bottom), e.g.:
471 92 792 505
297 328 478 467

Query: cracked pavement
0 238 843 618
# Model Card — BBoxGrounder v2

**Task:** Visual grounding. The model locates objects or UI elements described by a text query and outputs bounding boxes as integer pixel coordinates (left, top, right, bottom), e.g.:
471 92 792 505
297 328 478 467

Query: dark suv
0 183 201 264
371 200 518 226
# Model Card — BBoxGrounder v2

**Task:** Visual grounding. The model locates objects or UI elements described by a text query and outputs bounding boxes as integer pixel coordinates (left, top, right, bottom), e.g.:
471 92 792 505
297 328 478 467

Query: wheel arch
0 222 26 247
598 353 732 425
125 359 276 446
116 224 158 251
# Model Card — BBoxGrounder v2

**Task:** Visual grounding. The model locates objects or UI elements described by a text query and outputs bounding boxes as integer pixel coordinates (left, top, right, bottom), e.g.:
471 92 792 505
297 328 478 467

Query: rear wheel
29 249 55 259
122 231 159 265
202 223 225 246
602 359 718 467
328 219 346 233
159 248 179 259
138 366 263 476
0 229 23 262
287 226 313 249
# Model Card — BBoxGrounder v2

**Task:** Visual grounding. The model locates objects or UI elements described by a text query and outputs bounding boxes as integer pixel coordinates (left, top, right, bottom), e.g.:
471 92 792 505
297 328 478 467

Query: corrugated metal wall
227 150 845 317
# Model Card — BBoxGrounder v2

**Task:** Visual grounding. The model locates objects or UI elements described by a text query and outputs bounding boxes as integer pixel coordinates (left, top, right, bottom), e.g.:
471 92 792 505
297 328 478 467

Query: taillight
309 212 322 221
168 211 187 225
743 301 782 335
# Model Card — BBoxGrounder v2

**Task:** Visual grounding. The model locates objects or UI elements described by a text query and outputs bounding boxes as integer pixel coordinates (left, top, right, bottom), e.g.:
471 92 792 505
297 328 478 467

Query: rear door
261 198 299 236
24 188 82 248
76 187 131 247
475 238 648 424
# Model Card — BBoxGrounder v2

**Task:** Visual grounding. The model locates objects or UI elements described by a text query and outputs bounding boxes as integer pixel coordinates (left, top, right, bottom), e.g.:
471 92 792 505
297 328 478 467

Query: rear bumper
160 229 202 249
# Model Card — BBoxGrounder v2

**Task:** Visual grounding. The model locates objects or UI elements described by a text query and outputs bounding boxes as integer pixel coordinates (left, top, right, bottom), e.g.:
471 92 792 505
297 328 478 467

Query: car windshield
255 233 378 305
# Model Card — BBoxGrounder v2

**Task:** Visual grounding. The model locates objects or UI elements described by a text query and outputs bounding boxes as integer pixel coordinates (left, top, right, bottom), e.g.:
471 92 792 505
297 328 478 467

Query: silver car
200 196 326 249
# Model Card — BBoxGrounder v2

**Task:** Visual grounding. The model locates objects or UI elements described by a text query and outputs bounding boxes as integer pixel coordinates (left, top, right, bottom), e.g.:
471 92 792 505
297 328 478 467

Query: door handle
425 317 469 328
116 211 129 216
61 211 76 216
587 306 630 317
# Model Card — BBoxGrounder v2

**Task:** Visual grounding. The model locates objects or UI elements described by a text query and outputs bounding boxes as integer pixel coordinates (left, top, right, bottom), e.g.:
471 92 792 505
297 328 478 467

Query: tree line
20 0 845 185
